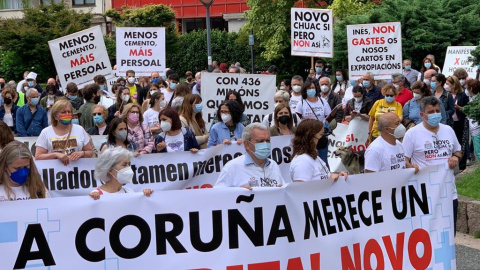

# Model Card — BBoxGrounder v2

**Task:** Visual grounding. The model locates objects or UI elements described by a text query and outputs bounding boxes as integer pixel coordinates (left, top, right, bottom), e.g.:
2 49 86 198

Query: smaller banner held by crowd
33 135 292 197
327 118 369 172
48 26 114 89
442 46 477 79
347 22 402 80
116 27 166 77
290 8 333 58
0 165 455 269
201 73 276 130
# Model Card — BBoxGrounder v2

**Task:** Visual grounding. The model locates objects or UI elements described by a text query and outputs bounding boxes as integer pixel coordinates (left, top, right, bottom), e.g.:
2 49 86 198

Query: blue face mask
315 67 323 73
404 65 411 71
170 82 177 90
385 96 395 103
194 104 203 114
10 167 30 185
350 80 356 86
336 75 343 82
424 62 431 69
72 118 79 125
161 75 167 80
99 85 106 91
307 89 316 98
362 80 371 88
27 81 34 87
427 112 442 127
152 78 160 83
430 81 436 89
30 97 39 106
251 142 271 160
68 95 77 100
93 115 104 125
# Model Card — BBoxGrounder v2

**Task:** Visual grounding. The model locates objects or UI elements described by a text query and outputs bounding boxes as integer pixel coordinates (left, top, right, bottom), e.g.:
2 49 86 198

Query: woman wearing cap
0 141 49 201
89 147 152 199
34 99 94 165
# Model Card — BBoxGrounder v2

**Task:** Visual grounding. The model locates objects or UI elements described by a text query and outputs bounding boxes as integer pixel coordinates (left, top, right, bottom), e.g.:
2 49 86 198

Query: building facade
0 0 111 34
111 0 249 33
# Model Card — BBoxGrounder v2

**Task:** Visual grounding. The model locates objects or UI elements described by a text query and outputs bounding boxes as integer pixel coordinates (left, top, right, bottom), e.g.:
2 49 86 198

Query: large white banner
116 27 166 77
347 22 402 80
442 46 477 79
34 135 292 197
0 165 456 269
201 73 276 130
48 26 114 89
291 8 333 58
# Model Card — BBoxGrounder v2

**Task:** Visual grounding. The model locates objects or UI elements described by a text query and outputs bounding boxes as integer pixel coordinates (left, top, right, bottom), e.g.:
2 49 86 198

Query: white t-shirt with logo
290 154 330 181
36 124 90 156
402 123 461 199
289 94 302 112
295 98 332 123
143 108 160 130
215 154 285 187
365 136 406 172
165 132 185 152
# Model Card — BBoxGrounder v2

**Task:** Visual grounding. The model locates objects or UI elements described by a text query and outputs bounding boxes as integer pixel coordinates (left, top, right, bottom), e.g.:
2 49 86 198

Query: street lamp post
249 29 255 73
199 0 215 71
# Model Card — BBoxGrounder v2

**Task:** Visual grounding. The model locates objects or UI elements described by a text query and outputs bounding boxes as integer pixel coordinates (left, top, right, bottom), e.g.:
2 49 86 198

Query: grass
457 166 480 200
474 232 480 239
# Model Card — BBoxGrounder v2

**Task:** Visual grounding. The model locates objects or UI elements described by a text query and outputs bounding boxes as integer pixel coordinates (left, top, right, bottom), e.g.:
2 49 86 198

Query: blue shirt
16 105 48 137
403 69 420 85
207 122 244 148
403 98 447 125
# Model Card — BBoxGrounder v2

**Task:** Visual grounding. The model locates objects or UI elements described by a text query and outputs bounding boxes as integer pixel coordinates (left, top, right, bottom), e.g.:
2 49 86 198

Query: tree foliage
169 29 251 76
105 4 178 63
0 1 92 81
331 0 480 72
469 46 480 66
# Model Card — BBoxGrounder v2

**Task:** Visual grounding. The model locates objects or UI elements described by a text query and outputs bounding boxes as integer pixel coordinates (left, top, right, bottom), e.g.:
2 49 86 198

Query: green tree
170 29 251 76
0 1 92 82
105 4 178 65
468 45 480 66
331 0 480 71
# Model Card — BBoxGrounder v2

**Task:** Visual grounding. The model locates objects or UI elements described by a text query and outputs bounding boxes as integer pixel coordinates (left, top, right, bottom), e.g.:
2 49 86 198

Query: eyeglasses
92 113 102 116
385 95 394 97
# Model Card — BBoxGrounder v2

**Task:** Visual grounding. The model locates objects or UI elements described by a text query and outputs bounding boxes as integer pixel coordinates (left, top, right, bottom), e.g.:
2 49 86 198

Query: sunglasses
92 113 102 116
385 95 394 97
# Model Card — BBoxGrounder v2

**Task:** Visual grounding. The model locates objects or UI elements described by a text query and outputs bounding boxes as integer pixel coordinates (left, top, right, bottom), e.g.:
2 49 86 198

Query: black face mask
4 98 12 105
187 77 193 82
278 115 291 125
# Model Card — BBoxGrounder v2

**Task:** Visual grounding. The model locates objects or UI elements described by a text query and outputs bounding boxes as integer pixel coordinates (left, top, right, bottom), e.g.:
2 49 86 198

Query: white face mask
127 77 135 84
160 121 172 132
292 85 302 93
354 97 362 103
423 79 430 85
460 79 466 86
444 84 451 92
465 89 471 97
413 93 422 100
221 113 232 123
113 167 134 185
122 95 130 102
393 83 399 90
320 85 329 93
159 100 167 108
150 90 158 96
388 124 406 139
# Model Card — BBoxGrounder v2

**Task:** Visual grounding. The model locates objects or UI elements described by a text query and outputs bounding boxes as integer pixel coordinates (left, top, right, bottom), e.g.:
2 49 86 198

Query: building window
73 0 95 6
41 0 63 5
0 0 29 10
184 18 228 33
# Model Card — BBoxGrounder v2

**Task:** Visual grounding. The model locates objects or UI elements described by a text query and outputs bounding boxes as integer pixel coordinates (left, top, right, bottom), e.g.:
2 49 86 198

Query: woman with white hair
262 90 298 128
89 147 153 199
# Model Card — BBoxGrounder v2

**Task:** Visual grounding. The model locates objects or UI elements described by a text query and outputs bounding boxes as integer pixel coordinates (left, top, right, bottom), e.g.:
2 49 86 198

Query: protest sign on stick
291 8 333 58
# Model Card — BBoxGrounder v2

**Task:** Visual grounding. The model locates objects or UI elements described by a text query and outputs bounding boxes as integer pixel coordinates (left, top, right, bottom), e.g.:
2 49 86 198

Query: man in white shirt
215 123 285 188
365 112 411 173
402 96 461 234
289 75 303 112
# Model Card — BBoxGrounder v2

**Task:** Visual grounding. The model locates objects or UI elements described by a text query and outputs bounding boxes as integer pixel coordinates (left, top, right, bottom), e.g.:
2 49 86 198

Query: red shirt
395 88 413 107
